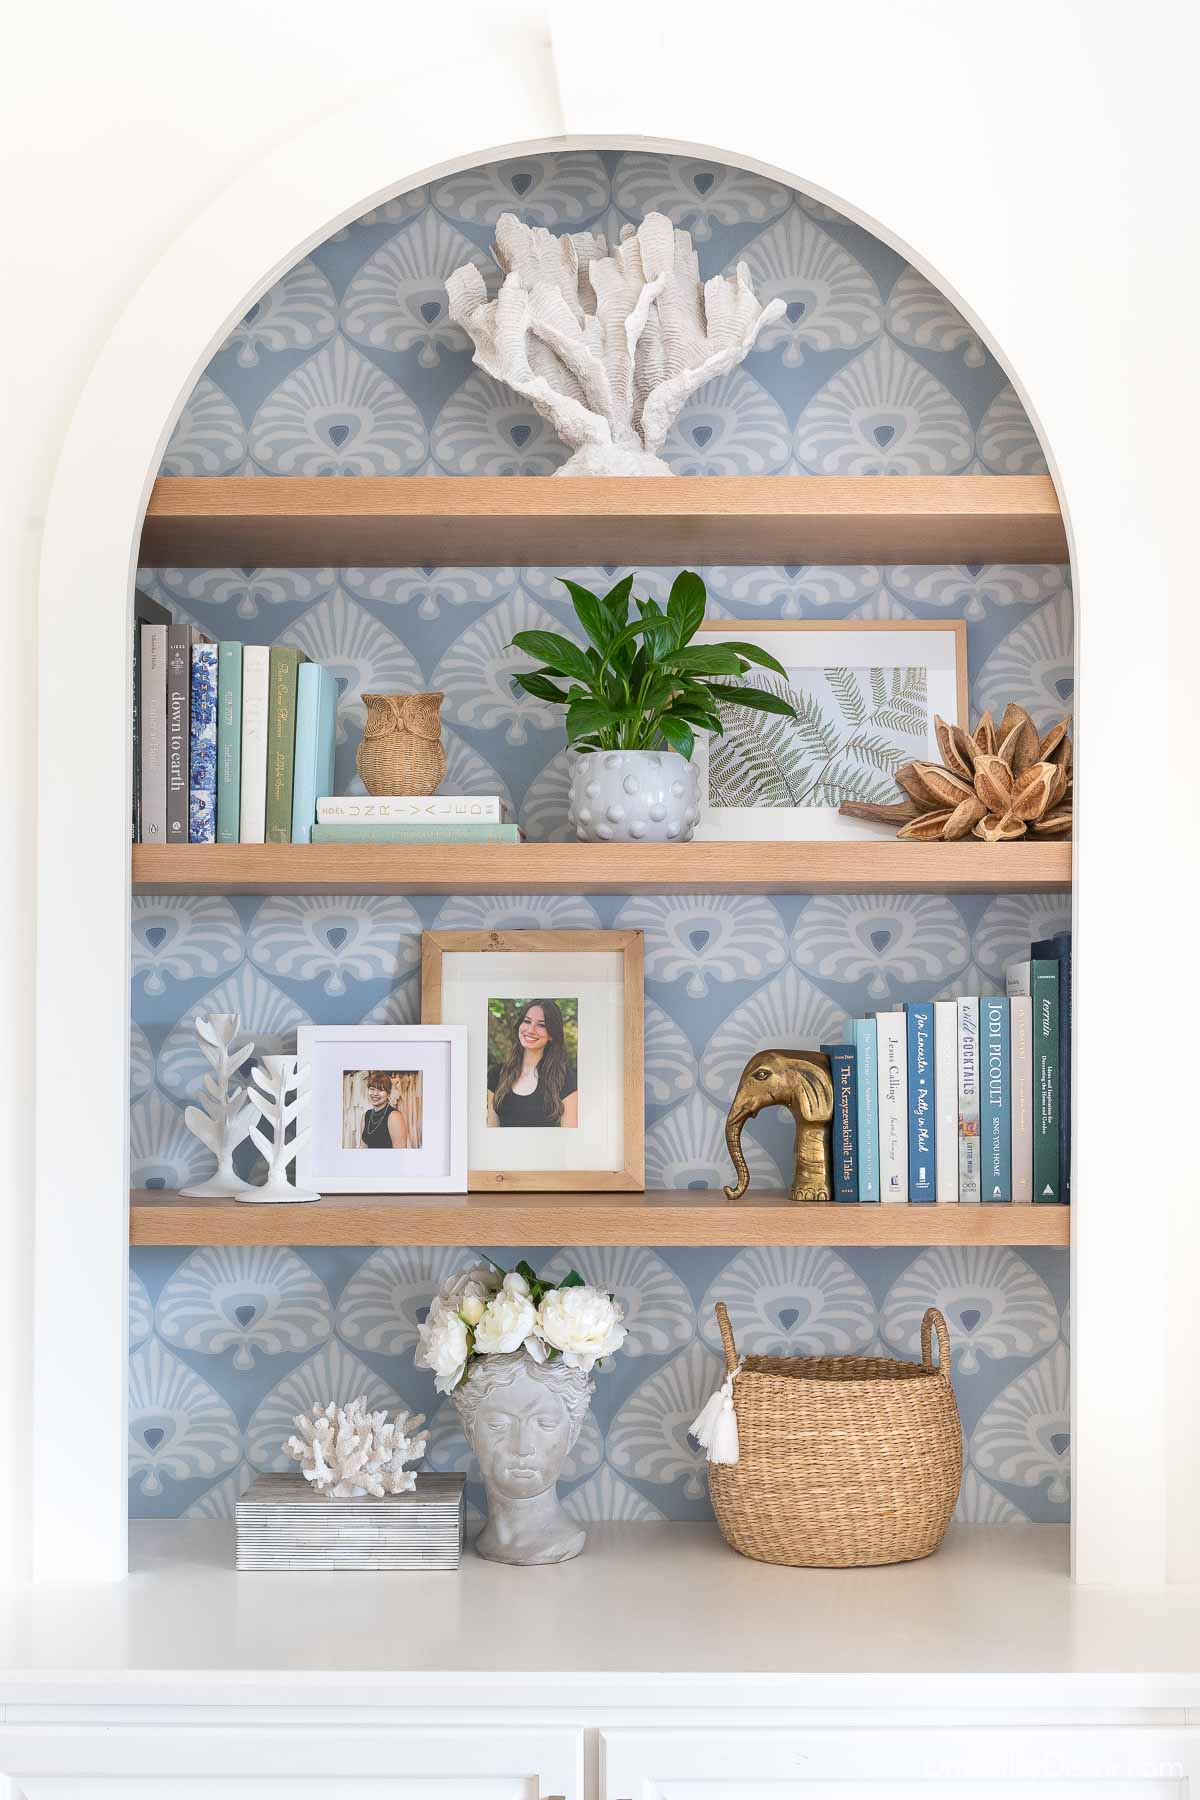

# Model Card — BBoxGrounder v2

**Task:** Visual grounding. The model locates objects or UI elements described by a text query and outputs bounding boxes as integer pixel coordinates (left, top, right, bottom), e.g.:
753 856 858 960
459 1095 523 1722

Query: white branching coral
283 1397 428 1499
446 211 786 476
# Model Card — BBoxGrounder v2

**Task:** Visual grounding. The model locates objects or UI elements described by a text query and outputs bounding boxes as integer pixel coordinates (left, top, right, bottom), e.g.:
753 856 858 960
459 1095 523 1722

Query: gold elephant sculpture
723 1048 835 1205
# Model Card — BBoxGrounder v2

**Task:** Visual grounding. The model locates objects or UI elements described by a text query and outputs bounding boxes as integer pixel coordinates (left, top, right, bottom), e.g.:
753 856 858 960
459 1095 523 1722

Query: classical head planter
452 1349 594 1566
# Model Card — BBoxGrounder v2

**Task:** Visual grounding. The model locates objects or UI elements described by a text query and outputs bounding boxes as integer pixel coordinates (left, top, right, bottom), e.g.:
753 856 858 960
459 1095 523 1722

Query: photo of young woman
341 1069 423 1150
486 998 578 1129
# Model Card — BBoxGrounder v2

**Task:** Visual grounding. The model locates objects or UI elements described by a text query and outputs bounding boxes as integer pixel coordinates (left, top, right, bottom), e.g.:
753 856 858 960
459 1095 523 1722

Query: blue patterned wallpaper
130 148 1072 1527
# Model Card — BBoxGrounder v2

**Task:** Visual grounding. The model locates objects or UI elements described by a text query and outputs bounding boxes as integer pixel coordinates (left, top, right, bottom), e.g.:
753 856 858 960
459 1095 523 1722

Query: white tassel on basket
690 1358 744 1465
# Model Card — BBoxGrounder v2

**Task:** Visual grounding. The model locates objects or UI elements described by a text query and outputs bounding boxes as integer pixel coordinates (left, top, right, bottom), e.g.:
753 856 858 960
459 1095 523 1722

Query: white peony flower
459 1293 487 1327
537 1285 627 1372
442 1263 501 1308
474 1288 538 1355
501 1270 531 1299
414 1296 471 1393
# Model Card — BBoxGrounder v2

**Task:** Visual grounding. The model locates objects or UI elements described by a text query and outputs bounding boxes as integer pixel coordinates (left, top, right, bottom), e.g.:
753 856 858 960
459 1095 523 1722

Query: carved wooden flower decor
839 702 1072 842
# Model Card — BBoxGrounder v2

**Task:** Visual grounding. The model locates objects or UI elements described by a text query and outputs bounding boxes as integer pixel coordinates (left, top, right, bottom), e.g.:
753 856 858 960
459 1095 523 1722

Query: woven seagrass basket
707 1300 962 1568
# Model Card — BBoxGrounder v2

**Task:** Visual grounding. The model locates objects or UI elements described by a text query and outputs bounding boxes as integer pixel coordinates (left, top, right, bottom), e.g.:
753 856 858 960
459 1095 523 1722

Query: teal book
904 1001 936 1202
819 1043 859 1204
1032 932 1070 1202
291 664 337 845
311 823 521 844
852 1019 880 1202
215 642 242 844
980 995 1012 1202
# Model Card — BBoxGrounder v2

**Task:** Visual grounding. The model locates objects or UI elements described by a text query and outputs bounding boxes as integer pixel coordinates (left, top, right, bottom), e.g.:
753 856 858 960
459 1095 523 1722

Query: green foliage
508 570 796 759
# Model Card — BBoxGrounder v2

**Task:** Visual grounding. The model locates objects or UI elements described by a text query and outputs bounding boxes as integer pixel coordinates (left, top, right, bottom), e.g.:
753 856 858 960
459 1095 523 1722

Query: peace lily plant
509 570 796 762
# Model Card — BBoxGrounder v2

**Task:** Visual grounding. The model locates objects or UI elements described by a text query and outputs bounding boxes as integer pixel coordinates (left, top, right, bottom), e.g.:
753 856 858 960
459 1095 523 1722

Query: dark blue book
820 1043 859 1204
980 995 1012 1202
1033 932 1071 1204
904 1003 936 1202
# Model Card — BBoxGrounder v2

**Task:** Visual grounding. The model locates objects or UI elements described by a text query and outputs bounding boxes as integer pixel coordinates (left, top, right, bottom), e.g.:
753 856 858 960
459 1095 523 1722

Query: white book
317 794 504 824
139 623 168 842
957 997 982 1203
239 646 270 844
875 1011 908 1202
1009 993 1034 1203
933 1001 959 1202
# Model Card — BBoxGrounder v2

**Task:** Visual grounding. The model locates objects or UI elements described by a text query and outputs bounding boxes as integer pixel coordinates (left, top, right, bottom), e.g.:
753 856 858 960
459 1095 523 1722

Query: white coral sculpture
241 1054 318 1203
446 210 786 476
180 1012 256 1198
284 1397 429 1499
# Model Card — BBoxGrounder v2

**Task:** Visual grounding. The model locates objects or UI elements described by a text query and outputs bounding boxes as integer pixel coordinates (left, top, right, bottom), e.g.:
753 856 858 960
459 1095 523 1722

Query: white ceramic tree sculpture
446 210 786 476
241 1054 319 1204
180 1012 256 1197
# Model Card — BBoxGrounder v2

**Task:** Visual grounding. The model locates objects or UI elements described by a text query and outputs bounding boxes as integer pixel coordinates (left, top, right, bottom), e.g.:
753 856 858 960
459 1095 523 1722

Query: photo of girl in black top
341 1069 422 1150
486 998 578 1128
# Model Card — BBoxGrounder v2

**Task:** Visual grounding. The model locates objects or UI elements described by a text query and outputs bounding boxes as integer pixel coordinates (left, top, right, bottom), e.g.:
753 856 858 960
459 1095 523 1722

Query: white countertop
4 1522 1200 1709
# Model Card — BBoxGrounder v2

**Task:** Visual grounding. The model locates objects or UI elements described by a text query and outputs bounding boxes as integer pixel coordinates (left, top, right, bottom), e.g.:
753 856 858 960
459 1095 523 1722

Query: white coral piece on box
283 1396 429 1499
446 211 786 476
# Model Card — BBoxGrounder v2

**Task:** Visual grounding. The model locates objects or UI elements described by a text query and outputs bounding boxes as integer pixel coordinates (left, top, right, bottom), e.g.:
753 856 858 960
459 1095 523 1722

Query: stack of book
134 611 336 845
821 931 1071 1204
312 795 520 845
235 1471 466 1571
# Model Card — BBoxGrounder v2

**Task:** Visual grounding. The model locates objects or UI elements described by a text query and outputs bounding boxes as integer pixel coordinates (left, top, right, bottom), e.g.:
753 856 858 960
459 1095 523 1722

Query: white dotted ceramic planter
568 750 701 843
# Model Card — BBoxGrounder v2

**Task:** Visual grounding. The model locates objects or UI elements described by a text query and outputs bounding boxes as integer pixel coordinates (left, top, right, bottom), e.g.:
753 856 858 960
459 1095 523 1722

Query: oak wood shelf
140 475 1068 567
130 1190 1070 1248
131 840 1071 896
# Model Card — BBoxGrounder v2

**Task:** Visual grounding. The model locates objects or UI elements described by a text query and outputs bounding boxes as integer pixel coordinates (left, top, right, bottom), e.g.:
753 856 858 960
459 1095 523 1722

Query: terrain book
1008 957 1061 1202
316 795 509 824
904 1001 936 1202
132 591 170 841
980 995 1012 1202
215 642 242 844
311 823 521 845
1032 931 1071 1202
188 642 218 844
875 1012 908 1202
239 646 271 844
852 1019 880 1202
820 1043 859 1204
291 664 337 845
933 1000 959 1202
138 622 169 843
956 997 981 1203
1008 992 1033 1202
264 645 306 844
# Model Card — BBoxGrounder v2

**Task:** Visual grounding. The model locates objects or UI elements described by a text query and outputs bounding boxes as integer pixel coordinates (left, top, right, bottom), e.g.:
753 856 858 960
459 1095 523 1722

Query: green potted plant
509 571 797 843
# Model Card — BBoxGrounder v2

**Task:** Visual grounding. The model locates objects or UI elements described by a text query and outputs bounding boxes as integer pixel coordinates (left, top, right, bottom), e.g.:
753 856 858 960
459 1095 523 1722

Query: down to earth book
875 1011 908 1203
820 1043 859 1204
904 1001 936 1202
166 623 209 842
980 995 1011 1202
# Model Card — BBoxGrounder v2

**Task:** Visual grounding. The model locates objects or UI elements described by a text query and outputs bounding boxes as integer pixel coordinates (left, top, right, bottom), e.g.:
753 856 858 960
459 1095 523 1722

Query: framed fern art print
693 621 968 841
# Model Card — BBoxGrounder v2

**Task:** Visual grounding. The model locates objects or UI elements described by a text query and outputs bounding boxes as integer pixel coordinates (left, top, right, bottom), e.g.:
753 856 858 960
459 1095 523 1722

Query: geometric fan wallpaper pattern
131 148 1072 1524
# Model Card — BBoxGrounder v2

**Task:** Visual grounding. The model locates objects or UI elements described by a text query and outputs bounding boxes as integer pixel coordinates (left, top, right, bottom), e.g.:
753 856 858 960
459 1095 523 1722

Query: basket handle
921 1307 951 1374
714 1302 739 1374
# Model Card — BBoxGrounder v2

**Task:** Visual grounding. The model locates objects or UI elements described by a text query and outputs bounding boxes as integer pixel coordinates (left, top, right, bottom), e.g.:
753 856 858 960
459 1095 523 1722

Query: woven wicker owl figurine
356 692 448 797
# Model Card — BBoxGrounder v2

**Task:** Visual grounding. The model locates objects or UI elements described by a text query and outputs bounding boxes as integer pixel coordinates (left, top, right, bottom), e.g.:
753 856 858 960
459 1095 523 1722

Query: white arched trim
36 24 1162 1587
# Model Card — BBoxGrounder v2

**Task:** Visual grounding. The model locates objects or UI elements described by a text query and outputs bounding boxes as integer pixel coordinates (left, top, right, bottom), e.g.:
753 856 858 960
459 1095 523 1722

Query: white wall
1 0 1192 1585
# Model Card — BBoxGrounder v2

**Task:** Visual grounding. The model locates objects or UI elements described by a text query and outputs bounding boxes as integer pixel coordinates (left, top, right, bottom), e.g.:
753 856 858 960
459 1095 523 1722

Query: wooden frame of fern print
693 620 968 842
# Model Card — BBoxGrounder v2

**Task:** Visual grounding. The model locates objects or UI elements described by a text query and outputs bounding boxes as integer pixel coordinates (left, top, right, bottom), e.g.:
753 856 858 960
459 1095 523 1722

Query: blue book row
816 933 1070 1204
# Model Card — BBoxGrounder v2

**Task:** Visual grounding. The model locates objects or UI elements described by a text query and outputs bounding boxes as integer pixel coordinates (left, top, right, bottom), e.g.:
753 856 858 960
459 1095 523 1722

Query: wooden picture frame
421 930 644 1192
693 619 968 842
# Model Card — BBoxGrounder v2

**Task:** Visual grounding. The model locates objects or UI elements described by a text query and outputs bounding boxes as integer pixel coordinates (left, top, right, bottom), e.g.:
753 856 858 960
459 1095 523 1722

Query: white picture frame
693 620 969 841
296 1025 467 1194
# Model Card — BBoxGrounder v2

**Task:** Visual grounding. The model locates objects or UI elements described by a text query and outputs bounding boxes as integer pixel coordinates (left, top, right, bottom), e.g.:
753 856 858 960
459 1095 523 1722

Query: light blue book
905 1001 936 1202
852 1019 880 1202
291 664 338 845
188 642 217 844
980 995 1012 1202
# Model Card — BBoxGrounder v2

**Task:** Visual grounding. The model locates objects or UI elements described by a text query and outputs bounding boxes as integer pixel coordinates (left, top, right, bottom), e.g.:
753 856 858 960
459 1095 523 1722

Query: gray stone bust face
452 1351 594 1565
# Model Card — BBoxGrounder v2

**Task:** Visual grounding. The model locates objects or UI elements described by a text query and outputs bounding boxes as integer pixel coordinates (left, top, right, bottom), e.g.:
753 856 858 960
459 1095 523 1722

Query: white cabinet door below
601 1726 1200 1798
